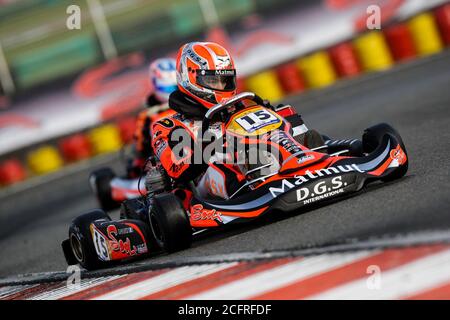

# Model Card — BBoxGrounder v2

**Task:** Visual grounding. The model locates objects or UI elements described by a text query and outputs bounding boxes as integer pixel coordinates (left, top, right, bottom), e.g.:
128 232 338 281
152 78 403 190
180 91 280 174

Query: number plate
227 106 282 136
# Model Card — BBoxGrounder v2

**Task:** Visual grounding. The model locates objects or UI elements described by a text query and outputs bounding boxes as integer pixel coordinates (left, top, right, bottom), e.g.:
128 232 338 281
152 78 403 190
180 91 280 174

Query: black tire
362 123 408 181
149 193 192 253
89 168 119 211
68 209 111 270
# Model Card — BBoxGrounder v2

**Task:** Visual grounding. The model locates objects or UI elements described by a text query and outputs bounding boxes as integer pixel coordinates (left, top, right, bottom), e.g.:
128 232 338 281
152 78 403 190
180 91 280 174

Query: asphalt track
1 50 450 279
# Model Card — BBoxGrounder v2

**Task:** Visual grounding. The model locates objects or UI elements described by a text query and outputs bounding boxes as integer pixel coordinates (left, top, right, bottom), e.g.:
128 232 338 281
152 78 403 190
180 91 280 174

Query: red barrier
329 43 361 77
117 116 137 144
0 159 26 185
384 24 417 61
276 62 306 94
59 134 92 162
435 4 450 46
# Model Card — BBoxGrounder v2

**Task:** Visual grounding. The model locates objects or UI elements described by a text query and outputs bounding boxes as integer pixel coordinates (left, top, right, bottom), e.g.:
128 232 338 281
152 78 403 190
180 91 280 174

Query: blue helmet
149 58 177 103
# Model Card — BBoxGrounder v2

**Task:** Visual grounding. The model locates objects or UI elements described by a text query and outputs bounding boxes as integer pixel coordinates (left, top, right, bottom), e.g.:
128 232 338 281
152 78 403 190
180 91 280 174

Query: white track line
93 263 237 300
29 275 125 300
308 248 450 300
186 251 374 300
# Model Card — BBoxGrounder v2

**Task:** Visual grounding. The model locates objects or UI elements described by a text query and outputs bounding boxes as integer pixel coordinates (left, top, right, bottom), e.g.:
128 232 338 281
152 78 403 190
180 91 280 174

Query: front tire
149 193 192 253
68 209 111 270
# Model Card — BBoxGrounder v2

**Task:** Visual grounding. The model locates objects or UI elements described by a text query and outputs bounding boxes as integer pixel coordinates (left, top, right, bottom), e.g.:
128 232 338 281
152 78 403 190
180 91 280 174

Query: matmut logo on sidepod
269 164 364 198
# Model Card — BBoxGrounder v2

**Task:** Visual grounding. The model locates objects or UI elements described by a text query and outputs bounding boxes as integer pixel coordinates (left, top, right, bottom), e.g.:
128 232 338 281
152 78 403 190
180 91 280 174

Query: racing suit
128 93 175 177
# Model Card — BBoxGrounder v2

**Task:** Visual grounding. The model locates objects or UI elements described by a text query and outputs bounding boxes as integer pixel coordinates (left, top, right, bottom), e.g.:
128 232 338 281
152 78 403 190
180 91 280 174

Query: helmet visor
196 69 236 92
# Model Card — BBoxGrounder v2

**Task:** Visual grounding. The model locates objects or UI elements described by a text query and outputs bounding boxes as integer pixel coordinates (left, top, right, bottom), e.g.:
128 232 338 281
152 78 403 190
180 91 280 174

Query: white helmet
149 58 177 103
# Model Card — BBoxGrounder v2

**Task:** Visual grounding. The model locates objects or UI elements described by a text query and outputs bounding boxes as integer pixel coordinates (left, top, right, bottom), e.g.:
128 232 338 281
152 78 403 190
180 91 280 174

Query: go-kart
89 167 146 212
62 92 408 270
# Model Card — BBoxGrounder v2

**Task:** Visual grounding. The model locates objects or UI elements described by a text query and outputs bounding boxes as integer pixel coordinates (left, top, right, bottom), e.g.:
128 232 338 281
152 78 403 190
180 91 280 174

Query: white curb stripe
93 263 237 300
186 251 374 300
0 284 37 299
308 249 450 300
29 275 125 300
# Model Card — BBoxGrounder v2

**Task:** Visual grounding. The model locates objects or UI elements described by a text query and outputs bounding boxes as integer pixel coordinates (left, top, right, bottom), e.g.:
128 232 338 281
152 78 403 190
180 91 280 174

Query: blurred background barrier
59 133 93 163
328 42 362 78
275 62 306 95
0 1 449 188
384 24 417 61
245 70 285 101
26 145 63 175
297 51 338 88
435 4 450 45
88 123 123 155
0 0 300 93
353 31 394 71
117 116 138 145
408 12 444 56
0 158 26 186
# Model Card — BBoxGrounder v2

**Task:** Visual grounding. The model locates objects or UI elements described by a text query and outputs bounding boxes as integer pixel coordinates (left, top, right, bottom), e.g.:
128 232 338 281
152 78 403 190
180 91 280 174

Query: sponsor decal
170 162 185 174
156 118 174 128
302 188 344 204
186 49 207 66
204 175 227 199
152 130 162 140
390 148 406 163
198 69 235 76
154 138 168 158
296 176 345 204
297 155 315 164
269 164 364 198
117 227 134 235
215 69 235 76
216 56 232 68
268 131 302 154
107 225 137 257
191 204 223 223
135 243 148 254
91 225 111 262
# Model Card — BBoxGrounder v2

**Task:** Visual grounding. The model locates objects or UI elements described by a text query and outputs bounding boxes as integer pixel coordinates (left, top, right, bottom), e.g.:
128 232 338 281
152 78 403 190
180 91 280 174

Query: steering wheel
201 92 266 139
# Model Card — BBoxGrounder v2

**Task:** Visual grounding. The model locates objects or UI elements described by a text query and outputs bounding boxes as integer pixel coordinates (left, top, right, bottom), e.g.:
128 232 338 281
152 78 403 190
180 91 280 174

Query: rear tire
68 209 111 270
362 123 408 182
90 168 119 211
149 193 192 253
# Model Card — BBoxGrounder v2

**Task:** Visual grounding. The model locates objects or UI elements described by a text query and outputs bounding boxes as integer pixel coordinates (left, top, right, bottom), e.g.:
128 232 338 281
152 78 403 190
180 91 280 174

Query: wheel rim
70 234 85 263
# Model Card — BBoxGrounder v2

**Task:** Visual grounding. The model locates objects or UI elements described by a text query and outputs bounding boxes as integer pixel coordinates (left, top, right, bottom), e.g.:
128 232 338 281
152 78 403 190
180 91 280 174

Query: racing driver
150 42 362 199
127 57 178 177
